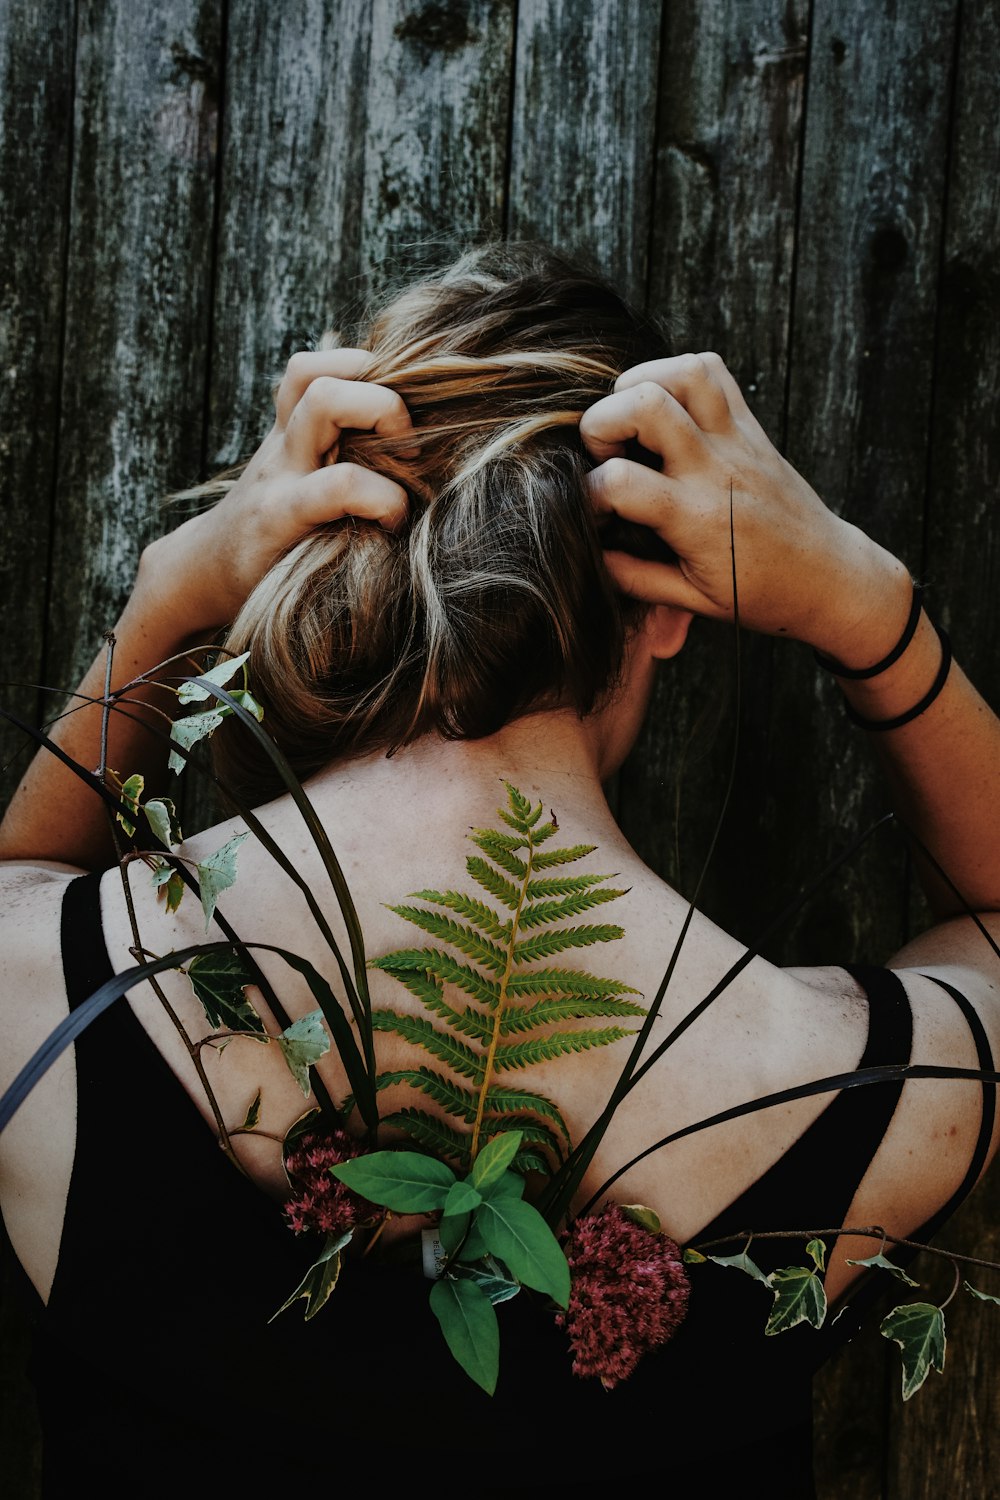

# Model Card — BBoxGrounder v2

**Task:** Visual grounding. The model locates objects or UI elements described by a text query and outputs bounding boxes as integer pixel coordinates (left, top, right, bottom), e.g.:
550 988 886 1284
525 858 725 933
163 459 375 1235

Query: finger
283 377 415 470
288 462 410 533
274 348 374 425
585 456 679 530
603 550 721 618
614 352 733 431
580 383 703 469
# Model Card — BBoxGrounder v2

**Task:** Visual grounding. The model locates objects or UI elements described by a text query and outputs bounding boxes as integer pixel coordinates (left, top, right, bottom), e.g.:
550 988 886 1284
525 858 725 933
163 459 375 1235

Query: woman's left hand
142 347 413 631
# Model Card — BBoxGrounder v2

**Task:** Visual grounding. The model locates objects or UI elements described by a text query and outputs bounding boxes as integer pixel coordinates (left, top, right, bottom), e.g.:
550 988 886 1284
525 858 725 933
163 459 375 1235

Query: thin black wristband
844 621 952 731
814 582 925 679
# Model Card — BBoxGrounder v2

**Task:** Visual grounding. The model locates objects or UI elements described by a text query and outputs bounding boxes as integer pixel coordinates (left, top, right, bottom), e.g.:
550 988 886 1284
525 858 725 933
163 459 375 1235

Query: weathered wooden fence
1 2 997 1494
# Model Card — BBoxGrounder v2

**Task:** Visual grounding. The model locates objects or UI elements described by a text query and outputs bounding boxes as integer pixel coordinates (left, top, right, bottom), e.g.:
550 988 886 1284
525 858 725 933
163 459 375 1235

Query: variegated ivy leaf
269 1230 353 1323
240 1089 262 1131
115 772 144 837
682 1247 707 1264
177 651 250 704
621 1204 661 1234
144 797 183 849
765 1266 827 1335
168 709 228 775
880 1301 946 1399
196 831 249 930
846 1251 920 1287
151 859 185 913
276 1009 330 1096
452 1258 521 1305
707 1250 769 1284
964 1281 1000 1306
806 1238 827 1273
187 948 265 1035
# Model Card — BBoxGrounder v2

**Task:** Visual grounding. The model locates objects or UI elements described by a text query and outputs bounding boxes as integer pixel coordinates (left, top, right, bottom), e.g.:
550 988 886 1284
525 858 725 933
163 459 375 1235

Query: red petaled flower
283 1126 380 1239
558 1205 690 1389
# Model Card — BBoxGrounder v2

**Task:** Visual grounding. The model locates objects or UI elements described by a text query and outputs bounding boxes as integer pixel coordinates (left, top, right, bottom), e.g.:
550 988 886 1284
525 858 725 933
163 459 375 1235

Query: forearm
0 545 217 870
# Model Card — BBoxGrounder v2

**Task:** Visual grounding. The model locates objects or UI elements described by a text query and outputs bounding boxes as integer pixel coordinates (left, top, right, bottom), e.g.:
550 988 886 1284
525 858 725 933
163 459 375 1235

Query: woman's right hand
142 348 413 632
580 353 912 671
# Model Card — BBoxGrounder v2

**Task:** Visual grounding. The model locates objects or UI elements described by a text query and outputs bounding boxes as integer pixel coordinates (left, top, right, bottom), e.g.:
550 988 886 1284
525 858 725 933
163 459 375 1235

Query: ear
644 603 694 661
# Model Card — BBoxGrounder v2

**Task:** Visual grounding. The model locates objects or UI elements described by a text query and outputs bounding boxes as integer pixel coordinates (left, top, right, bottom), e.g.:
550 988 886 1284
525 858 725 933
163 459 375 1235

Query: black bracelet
844 620 952 731
814 582 925 679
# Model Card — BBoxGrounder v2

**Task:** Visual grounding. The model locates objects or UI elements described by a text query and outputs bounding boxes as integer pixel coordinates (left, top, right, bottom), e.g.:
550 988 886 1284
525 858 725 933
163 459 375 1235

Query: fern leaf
371 1010 484 1081
524 872 610 898
470 837 528 880
387 905 507 974
530 843 597 870
367 965 493 1043
512 923 625 962
506 968 641 998
411 889 510 941
373 1067 480 1123
529 820 558 844
480 1116 566 1163
518 886 627 927
512 1148 551 1176
372 948 500 1007
466 857 522 910
478 1084 571 1143
493 1027 633 1071
502 781 533 822
473 828 528 854
381 1108 470 1168
498 807 529 833
523 800 544 829
499 996 647 1032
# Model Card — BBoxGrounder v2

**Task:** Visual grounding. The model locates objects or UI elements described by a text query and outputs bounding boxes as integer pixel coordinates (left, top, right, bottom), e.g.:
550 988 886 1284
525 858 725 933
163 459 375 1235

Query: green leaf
196 831 250 931
371 1067 480 1123
240 1089 262 1131
530 842 596 870
115 772 144 837
373 949 500 1007
452 1259 521 1305
683 1247 707 1264
505 968 640 998
492 1028 632 1071
269 1231 351 1322
368 967 493 1043
276 1009 330 1096
408 889 510 940
621 1204 661 1234
517 885 626 927
227 688 264 721
499 995 646 1033
478 1170 525 1203
880 1302 946 1399
429 1276 499 1395
387 905 507 973
187 949 265 1035
380 1109 471 1168
806 1238 827 1273
478 1085 570 1144
330 1149 456 1213
371 1011 484 1081
168 708 228 775
466 857 522 910
177 651 250 704
964 1281 1000 1306
765 1266 827 1335
469 836 527 880
477 1196 570 1307
439 1208 471 1257
470 1130 523 1191
511 924 625 962
444 1181 482 1217
151 859 185 913
144 797 183 848
524 872 609 899
846 1252 920 1287
708 1250 769 1284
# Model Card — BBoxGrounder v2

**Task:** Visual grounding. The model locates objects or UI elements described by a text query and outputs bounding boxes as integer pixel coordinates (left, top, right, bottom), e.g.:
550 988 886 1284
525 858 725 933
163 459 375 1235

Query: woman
1 244 998 1494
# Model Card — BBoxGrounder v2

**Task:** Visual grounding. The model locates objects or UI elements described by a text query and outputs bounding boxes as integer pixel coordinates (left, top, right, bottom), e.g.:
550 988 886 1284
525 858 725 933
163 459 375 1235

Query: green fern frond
381 1108 470 1168
410 889 510 941
499 996 647 1032
470 835 528 879
480 1116 566 1162
387 905 507 974
466 857 522 910
529 820 558 844
512 1148 551 1176
512 923 625 962
506 967 641 998
524 872 609 898
501 782 534 822
518 886 627 927
373 1067 480 1123
472 828 528 854
371 1010 484 1081
372 948 500 1007
478 1084 571 1143
530 843 597 870
493 1028 633 1071
366 965 493 1043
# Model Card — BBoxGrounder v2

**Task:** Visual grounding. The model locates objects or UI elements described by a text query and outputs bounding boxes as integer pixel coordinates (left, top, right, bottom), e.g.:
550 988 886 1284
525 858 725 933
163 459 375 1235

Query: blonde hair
212 243 673 804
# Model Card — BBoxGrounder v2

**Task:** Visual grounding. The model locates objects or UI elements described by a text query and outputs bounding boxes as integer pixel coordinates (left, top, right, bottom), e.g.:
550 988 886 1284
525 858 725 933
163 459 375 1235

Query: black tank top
27 873 995 1497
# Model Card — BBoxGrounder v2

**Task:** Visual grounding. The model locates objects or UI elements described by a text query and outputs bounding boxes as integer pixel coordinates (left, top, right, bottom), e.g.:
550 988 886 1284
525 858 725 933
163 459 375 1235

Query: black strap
814 583 924 679
61 871 115 1011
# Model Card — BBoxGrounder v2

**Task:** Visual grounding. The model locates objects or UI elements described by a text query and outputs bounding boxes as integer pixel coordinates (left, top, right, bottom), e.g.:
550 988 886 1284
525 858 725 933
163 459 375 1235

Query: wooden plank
507 0 662 304
616 0 809 946
358 0 515 299
44 0 221 703
0 0 74 808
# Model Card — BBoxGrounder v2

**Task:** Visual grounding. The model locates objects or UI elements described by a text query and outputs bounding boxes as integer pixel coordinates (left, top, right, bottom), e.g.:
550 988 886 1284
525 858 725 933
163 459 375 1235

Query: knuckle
698 350 725 371
600 456 635 494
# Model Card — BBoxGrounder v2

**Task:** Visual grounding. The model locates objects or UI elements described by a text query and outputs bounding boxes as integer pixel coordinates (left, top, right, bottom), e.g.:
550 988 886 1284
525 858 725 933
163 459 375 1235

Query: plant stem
690 1225 1000 1275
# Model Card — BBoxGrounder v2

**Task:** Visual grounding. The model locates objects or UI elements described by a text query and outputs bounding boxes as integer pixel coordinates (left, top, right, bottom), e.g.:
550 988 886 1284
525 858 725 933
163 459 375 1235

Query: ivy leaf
880 1302 946 1399
168 709 228 775
708 1250 769 1284
115 772 144 837
806 1238 827 1273
477 1197 570 1307
151 859 185 913
269 1231 352 1323
330 1150 456 1213
227 688 264 721
683 1247 707 1264
765 1266 827 1335
444 1180 482 1218
187 949 265 1035
177 651 250 704
846 1252 920 1287
621 1204 661 1234
276 1009 330 1096
452 1259 521 1305
470 1130 522 1192
144 797 183 848
196 832 249 930
964 1281 1000 1306
240 1089 262 1131
430 1275 500 1395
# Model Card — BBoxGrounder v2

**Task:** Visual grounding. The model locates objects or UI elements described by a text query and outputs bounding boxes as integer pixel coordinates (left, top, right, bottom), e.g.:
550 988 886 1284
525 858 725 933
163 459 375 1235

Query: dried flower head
283 1126 381 1238
558 1204 690 1388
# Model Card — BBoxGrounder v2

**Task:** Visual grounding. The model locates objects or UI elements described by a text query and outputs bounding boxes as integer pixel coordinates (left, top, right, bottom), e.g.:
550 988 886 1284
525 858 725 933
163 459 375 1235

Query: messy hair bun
213 243 672 804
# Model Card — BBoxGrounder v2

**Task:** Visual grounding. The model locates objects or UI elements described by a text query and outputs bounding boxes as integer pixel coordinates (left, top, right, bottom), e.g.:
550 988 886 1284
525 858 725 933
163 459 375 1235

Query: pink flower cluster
283 1126 380 1239
558 1205 690 1389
